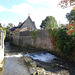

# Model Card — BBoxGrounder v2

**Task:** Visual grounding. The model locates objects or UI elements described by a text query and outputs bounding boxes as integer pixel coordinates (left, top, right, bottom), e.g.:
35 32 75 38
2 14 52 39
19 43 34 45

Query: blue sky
0 0 73 28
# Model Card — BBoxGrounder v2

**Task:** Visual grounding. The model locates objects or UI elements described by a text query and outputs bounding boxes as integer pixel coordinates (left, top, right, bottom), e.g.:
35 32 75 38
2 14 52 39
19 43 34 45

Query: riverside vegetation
39 7 75 62
28 26 75 62
29 20 75 62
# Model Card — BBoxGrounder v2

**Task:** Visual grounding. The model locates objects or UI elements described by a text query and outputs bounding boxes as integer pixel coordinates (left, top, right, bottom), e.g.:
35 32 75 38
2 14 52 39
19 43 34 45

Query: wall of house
10 30 54 51
0 31 4 72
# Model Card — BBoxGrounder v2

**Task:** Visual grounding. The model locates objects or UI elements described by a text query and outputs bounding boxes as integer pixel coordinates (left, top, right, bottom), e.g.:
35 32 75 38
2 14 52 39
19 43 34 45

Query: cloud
0 19 19 27
27 0 46 4
53 6 72 24
29 7 52 28
0 20 9 27
9 3 34 15
26 0 71 28
27 0 61 5
29 5 72 28
0 6 7 11
0 0 73 28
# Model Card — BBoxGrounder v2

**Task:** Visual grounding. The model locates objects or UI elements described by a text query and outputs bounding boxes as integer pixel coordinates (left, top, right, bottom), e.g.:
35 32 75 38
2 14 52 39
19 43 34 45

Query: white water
25 52 56 63
5 53 23 58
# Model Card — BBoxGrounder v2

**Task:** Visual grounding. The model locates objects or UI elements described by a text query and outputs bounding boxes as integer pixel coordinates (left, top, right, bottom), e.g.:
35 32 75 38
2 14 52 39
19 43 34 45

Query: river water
2 42 75 75
3 42 30 75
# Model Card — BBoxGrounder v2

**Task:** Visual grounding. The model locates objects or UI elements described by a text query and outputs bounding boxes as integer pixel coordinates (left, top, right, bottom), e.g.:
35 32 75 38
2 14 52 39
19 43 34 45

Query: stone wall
24 55 69 75
19 36 34 47
13 36 19 46
10 30 54 50
34 30 53 50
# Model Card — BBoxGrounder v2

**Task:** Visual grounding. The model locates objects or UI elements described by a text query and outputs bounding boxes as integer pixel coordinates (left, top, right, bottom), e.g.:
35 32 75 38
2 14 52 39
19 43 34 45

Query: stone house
10 15 37 32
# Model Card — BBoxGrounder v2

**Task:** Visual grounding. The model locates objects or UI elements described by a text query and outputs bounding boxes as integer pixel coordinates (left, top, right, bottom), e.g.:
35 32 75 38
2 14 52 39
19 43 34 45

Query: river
3 42 30 75
2 42 75 75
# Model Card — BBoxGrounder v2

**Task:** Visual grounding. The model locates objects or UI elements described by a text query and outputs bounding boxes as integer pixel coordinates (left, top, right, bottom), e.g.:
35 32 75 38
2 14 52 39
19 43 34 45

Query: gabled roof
10 27 18 31
12 28 23 33
20 16 36 30
10 16 36 32
10 24 22 32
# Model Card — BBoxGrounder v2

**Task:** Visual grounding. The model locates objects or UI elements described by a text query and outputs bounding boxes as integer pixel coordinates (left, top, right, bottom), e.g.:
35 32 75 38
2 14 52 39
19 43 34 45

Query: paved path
3 56 30 75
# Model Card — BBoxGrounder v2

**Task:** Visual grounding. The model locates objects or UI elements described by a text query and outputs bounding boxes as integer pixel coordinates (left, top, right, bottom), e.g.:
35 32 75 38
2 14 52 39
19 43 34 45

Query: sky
0 0 73 28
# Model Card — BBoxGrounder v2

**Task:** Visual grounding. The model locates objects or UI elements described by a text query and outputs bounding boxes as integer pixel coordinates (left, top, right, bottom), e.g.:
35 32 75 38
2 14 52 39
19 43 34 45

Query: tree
58 0 75 8
5 23 14 34
7 23 14 29
59 24 65 29
66 7 75 23
65 7 75 35
40 16 58 29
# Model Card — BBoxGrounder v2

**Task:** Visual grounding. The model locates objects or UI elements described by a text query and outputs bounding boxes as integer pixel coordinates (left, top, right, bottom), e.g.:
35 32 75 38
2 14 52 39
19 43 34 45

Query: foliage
55 28 74 55
58 0 75 9
15 28 19 31
29 30 40 39
47 29 57 47
66 7 75 23
40 16 58 29
5 27 10 34
5 23 14 34
46 8 75 55
65 21 75 35
0 27 6 40
59 24 65 29
7 23 14 29
47 28 75 55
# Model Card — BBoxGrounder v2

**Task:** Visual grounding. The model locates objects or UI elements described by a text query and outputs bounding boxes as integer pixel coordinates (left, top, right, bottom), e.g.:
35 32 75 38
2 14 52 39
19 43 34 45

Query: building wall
10 30 54 50
0 31 4 72
12 32 19 46
21 16 36 31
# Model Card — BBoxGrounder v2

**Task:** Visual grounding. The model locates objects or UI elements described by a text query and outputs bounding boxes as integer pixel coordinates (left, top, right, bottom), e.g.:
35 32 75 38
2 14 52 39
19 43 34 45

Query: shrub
48 28 75 55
